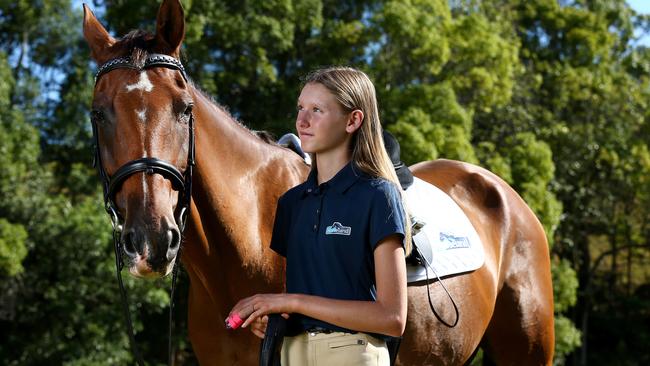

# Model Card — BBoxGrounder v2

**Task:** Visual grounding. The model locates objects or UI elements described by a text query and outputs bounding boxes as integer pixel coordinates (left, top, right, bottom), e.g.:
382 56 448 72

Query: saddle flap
404 177 485 282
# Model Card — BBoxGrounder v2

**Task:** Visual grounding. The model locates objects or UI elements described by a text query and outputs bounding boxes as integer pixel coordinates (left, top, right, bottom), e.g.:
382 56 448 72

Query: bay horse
83 1 555 364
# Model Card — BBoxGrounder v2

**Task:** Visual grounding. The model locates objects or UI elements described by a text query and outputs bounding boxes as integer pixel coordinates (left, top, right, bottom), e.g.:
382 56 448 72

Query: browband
95 53 188 83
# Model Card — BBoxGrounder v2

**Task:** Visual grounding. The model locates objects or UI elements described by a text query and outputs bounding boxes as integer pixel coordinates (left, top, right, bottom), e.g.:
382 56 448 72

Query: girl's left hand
228 293 293 329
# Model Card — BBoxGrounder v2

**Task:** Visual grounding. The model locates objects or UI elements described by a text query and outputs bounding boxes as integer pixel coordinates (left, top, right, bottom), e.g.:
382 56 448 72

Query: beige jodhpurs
281 331 390 366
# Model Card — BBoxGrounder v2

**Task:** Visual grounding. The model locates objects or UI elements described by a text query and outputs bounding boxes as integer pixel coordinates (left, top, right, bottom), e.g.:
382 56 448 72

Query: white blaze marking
136 109 147 122
141 155 149 227
125 72 154 93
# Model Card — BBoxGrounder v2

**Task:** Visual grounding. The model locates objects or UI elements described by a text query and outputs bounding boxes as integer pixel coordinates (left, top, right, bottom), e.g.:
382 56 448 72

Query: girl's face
296 82 352 155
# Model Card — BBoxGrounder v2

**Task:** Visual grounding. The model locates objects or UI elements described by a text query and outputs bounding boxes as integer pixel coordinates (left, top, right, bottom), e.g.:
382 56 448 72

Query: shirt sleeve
270 193 289 257
369 181 406 250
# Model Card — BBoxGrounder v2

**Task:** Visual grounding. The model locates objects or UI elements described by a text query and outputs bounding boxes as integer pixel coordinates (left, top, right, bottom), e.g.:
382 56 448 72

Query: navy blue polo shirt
270 162 406 337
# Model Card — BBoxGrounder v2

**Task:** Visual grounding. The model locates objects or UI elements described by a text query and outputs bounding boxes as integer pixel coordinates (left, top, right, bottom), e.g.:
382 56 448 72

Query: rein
91 53 194 366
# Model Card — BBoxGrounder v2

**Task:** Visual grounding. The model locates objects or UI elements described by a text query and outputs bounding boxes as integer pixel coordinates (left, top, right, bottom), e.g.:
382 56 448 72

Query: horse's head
83 0 193 278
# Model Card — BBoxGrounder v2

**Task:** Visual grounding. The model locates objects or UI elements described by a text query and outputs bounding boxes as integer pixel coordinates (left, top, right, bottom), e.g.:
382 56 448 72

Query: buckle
105 202 123 234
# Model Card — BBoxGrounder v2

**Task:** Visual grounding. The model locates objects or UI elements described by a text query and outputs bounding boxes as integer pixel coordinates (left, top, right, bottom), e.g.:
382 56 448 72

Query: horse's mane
110 30 277 145
252 130 277 144
191 87 278 146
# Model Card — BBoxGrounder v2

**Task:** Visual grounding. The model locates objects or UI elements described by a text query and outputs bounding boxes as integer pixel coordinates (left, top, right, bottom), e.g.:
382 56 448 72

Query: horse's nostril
123 230 139 258
170 229 181 250
166 228 181 261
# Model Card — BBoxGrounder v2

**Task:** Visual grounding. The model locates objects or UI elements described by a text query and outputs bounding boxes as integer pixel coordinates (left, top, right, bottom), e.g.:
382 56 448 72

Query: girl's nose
296 110 310 127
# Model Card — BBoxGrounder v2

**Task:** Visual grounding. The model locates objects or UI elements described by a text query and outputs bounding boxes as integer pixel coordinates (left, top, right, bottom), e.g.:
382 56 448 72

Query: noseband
92 53 195 243
91 53 194 366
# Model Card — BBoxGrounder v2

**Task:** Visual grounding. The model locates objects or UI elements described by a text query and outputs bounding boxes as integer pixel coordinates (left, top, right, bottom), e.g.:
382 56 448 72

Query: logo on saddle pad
440 232 471 249
326 222 352 236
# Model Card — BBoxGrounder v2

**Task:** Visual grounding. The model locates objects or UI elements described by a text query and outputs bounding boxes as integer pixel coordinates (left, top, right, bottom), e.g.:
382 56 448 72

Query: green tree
0 52 31 277
3 0 649 364
473 0 650 364
0 2 188 364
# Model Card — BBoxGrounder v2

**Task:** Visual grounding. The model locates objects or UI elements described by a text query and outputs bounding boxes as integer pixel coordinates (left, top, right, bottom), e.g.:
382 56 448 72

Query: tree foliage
1 0 649 364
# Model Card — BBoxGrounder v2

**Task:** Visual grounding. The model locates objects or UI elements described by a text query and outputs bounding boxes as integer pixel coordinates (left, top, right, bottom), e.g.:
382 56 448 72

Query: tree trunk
609 230 617 293
572 236 592 366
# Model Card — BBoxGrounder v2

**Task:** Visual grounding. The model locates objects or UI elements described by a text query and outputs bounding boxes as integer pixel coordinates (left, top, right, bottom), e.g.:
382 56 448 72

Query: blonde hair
303 66 412 254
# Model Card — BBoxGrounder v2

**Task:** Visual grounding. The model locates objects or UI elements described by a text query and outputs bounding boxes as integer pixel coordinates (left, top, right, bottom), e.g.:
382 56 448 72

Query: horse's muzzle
122 219 181 276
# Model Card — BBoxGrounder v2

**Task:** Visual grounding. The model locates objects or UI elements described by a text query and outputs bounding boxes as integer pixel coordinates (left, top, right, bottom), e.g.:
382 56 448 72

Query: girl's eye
313 107 321 113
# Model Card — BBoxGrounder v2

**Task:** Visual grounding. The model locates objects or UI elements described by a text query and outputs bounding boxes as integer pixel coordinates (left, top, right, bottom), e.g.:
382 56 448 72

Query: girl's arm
230 234 408 338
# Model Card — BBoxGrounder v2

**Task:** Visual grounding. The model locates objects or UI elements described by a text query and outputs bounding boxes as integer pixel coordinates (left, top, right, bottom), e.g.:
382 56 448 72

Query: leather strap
95 53 188 83
92 52 193 366
107 157 186 201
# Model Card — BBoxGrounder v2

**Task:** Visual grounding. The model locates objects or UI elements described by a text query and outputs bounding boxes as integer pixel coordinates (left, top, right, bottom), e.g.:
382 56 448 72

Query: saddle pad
404 177 485 282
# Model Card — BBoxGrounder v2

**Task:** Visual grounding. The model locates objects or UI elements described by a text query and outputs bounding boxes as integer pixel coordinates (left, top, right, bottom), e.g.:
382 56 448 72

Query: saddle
277 133 311 165
382 131 429 267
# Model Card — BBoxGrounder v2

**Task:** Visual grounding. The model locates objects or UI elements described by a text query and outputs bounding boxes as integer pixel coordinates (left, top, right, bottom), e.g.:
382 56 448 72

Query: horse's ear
82 4 116 64
154 0 185 58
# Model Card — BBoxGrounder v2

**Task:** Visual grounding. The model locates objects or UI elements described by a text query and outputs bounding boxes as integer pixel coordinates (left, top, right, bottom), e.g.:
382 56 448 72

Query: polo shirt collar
302 161 363 197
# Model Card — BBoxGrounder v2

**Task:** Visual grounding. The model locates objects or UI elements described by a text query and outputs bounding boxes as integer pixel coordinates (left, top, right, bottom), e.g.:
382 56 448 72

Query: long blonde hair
302 66 412 254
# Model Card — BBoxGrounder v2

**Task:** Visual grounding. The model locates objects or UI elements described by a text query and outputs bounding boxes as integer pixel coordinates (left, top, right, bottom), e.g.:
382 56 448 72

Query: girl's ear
345 110 364 134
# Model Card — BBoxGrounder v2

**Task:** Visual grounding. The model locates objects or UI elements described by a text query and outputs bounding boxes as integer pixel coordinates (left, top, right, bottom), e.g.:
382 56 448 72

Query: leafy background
0 0 649 365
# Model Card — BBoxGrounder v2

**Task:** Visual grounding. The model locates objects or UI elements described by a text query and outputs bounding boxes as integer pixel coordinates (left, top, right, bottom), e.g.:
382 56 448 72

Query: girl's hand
228 294 293 331
250 315 268 339
250 313 292 339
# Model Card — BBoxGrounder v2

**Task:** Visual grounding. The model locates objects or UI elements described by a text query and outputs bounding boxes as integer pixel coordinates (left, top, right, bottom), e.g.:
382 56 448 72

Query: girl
228 67 411 366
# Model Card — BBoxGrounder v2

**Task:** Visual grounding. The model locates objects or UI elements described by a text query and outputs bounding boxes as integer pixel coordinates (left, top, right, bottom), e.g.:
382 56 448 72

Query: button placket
313 188 326 234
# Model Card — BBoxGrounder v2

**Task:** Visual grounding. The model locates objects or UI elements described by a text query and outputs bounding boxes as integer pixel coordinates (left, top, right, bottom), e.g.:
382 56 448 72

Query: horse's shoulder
262 145 310 191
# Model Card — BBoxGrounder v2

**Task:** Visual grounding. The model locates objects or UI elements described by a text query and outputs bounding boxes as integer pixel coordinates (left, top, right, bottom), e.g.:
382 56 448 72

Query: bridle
91 53 194 366
92 53 195 239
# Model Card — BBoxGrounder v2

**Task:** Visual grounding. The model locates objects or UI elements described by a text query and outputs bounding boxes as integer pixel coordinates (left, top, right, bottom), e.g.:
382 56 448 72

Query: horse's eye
91 110 105 124
180 104 193 123
183 104 193 116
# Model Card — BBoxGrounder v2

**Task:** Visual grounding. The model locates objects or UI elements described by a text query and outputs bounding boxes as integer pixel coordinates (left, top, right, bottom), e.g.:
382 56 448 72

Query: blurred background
0 0 649 365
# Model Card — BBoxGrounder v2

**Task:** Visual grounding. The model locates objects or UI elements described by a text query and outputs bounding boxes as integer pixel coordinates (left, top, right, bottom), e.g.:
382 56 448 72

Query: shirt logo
325 222 351 236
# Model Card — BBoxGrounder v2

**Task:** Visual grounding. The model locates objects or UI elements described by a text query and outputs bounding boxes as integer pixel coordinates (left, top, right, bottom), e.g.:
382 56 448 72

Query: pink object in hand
225 313 243 330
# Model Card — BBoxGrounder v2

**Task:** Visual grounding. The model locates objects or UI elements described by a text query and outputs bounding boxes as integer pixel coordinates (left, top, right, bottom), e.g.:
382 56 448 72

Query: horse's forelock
112 30 155 66
130 48 148 68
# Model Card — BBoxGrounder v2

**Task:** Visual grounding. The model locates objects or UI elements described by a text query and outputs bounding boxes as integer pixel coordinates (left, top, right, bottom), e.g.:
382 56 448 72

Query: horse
82 1 555 364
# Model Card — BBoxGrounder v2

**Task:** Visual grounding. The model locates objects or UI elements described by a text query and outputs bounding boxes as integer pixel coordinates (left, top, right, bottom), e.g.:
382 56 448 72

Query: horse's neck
183 87 306 307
